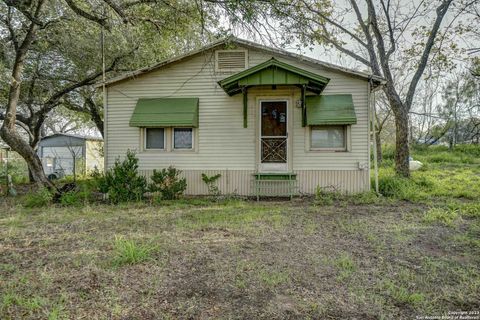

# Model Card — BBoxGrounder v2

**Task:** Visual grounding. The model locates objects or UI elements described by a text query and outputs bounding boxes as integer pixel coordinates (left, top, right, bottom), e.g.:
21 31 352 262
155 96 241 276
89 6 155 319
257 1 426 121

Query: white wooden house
100 37 384 196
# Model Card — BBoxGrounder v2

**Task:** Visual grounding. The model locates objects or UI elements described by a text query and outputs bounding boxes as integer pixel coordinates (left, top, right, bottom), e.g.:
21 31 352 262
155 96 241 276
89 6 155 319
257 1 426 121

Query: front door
259 100 288 172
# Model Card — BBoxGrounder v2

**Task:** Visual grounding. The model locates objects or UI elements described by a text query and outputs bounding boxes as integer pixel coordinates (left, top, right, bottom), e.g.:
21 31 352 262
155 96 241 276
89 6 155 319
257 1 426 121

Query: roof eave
97 36 387 88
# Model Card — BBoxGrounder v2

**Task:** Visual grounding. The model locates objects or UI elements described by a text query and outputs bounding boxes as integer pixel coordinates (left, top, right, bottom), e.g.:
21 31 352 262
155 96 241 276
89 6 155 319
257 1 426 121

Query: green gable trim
218 58 330 96
306 94 357 125
129 98 199 127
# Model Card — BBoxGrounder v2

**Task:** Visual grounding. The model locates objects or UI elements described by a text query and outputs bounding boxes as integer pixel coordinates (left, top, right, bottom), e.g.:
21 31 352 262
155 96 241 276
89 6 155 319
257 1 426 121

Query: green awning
306 94 357 125
129 98 199 127
218 58 330 96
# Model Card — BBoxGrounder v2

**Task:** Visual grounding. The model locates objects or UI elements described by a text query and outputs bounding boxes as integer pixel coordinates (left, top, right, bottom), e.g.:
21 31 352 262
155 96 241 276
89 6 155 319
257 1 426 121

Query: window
310 125 346 150
145 128 165 149
215 50 248 72
173 128 193 150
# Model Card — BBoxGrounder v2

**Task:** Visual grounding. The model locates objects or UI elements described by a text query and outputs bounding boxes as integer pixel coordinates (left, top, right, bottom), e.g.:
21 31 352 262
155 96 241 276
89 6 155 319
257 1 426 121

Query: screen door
259 101 288 172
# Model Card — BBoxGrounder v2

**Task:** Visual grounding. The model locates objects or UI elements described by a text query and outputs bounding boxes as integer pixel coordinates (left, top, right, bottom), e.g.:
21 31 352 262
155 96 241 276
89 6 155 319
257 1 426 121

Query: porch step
253 173 297 200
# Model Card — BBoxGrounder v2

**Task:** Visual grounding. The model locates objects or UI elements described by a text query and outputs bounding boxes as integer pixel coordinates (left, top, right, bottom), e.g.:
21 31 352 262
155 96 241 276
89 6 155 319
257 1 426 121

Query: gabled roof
41 133 103 142
96 37 386 88
218 58 330 96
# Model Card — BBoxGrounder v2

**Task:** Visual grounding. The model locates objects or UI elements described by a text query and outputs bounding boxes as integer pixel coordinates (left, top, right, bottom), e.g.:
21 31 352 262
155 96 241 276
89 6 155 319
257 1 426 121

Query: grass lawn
1 200 479 319
1 146 479 319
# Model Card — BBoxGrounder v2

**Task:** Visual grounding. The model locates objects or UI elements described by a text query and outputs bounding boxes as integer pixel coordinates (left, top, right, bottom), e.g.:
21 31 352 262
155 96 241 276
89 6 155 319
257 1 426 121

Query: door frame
256 98 292 172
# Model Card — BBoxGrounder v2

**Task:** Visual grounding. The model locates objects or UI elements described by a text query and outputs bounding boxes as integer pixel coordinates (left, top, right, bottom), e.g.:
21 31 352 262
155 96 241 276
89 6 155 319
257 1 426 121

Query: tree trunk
86 97 104 137
1 128 53 188
28 139 40 183
0 0 53 189
375 130 383 166
393 108 410 177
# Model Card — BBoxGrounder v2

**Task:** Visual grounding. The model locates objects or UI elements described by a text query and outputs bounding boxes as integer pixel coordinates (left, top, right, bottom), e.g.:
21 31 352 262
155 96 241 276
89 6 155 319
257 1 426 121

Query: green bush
314 186 340 206
201 173 222 196
59 190 85 206
100 150 147 203
149 166 187 200
23 188 53 208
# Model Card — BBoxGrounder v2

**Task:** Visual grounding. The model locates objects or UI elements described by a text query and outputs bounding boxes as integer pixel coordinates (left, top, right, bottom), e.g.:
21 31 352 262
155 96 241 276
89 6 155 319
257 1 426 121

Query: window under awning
306 94 357 125
129 98 199 127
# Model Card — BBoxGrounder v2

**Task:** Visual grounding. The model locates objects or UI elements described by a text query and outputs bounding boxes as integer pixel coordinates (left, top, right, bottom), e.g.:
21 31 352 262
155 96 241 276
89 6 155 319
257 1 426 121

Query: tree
439 66 480 146
0 0 53 188
209 0 475 176
0 0 213 188
373 92 392 165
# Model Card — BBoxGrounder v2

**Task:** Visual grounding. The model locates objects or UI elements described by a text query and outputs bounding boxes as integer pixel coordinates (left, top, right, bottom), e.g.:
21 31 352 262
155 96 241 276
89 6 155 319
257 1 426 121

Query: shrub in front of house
97 150 147 203
149 166 187 200
314 186 340 206
23 188 53 208
201 173 221 197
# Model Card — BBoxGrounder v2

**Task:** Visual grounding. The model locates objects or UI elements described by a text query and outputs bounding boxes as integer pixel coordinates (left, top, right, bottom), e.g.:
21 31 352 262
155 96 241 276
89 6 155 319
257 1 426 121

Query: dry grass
1 196 479 319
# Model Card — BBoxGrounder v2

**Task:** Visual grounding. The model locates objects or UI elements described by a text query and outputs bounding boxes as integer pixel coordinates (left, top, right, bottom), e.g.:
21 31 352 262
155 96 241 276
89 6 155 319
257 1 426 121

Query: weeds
314 187 340 205
423 207 459 226
315 187 380 206
59 191 81 206
447 202 480 218
201 173 222 197
334 254 356 281
259 270 290 287
383 280 425 307
112 236 156 266
23 188 53 208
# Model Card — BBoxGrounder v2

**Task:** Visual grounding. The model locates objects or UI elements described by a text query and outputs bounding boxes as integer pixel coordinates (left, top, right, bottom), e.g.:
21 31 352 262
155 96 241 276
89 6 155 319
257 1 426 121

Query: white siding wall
106 45 371 194
85 140 104 173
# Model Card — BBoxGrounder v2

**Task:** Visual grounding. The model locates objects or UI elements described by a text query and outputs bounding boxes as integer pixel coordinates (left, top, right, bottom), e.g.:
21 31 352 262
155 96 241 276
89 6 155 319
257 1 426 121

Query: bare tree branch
404 0 453 110
64 0 108 28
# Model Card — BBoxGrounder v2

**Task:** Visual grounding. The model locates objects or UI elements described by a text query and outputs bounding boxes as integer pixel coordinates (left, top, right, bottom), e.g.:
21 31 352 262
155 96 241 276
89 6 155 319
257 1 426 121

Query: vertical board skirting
139 169 369 195
295 170 369 194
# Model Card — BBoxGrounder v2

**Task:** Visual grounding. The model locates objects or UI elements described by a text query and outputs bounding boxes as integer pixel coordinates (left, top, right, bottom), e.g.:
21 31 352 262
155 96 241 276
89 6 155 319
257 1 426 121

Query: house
100 37 384 196
38 133 103 178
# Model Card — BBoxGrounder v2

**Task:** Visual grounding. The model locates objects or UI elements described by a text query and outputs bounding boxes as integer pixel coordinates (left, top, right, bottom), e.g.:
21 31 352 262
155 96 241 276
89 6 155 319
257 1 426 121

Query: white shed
38 133 103 177
100 37 384 196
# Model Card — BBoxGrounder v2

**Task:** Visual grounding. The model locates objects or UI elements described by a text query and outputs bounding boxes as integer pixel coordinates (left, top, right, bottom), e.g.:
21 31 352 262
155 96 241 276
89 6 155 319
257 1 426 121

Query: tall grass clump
314 186 341 205
112 237 156 266
423 208 459 226
411 145 480 165
23 188 53 208
376 169 418 199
